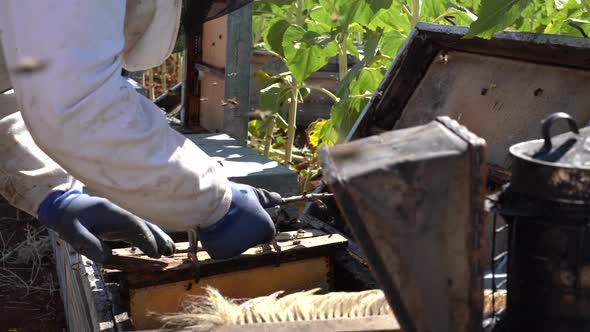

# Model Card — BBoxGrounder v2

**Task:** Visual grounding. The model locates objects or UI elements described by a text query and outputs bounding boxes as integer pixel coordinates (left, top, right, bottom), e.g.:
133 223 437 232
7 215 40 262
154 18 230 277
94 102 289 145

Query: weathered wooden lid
348 23 590 171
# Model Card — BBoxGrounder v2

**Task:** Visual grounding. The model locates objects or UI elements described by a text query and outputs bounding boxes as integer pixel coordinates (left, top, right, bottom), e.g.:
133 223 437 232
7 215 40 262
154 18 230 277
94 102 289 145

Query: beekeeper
0 0 281 262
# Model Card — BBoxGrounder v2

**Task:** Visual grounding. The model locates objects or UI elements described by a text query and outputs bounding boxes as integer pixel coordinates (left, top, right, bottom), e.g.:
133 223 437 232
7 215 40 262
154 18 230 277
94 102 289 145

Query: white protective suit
0 0 232 231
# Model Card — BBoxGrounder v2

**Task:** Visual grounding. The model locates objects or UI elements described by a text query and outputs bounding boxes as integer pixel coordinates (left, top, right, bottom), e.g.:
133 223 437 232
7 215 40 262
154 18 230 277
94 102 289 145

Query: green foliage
250 0 590 177
465 0 532 38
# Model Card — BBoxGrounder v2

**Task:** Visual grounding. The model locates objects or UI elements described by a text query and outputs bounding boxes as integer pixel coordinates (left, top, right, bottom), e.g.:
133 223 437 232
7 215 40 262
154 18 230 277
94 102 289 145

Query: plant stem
338 32 349 81
254 17 265 45
411 0 422 27
306 84 339 102
296 0 305 26
148 69 155 100
284 87 300 166
254 47 289 66
252 144 306 162
176 53 183 81
160 62 167 91
263 117 275 157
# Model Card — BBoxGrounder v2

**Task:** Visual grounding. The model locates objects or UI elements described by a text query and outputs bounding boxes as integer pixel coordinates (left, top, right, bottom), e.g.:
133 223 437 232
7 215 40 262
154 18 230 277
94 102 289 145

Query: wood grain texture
129 257 332 329
349 23 590 146
104 231 347 289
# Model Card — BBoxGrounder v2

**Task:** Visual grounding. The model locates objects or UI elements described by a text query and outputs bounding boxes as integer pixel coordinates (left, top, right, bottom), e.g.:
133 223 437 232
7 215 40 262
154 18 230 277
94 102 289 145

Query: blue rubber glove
38 189 175 263
200 182 282 259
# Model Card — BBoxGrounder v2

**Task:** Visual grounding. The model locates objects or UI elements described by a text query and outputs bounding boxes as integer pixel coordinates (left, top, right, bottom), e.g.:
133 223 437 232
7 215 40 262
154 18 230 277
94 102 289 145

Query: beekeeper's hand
200 182 282 259
38 189 175 262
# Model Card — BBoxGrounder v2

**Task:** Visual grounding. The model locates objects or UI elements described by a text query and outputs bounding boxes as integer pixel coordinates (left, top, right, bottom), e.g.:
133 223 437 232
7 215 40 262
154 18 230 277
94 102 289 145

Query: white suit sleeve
0 1 231 230
0 93 82 217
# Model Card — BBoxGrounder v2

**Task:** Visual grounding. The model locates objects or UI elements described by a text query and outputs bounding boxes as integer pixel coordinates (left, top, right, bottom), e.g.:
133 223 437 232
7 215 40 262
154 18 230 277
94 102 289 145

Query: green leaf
465 0 533 38
554 0 571 10
306 119 328 149
319 119 338 146
422 0 449 20
265 19 291 56
336 28 383 98
380 30 407 57
564 17 590 37
370 0 394 13
249 119 274 140
259 83 290 113
349 68 384 95
307 119 338 149
368 3 412 34
282 25 338 82
330 96 367 139
339 1 374 27
346 38 360 58
255 69 274 83
309 4 339 27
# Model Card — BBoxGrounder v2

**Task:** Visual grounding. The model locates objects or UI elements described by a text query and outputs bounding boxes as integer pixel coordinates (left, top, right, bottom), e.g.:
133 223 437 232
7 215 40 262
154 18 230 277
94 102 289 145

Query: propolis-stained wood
129 257 332 329
100 229 347 330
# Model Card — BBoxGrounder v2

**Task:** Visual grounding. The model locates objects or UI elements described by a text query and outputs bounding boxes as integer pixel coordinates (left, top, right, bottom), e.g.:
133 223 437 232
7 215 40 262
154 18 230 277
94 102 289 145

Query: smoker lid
510 113 590 170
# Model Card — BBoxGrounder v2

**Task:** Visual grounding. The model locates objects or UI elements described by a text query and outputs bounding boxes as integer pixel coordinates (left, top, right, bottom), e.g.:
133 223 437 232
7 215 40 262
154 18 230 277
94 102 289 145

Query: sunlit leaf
255 69 274 83
265 19 291 56
282 25 338 82
259 83 290 113
336 28 383 98
306 119 329 149
465 0 533 38
422 0 448 20
380 30 407 57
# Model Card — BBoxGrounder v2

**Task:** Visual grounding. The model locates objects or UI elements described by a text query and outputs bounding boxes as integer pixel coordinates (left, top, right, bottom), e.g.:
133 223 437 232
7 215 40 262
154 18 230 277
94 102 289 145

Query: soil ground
0 215 66 332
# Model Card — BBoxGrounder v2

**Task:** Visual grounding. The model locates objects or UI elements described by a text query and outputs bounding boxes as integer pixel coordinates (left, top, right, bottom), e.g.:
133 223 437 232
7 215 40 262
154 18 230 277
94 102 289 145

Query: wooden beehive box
53 225 348 330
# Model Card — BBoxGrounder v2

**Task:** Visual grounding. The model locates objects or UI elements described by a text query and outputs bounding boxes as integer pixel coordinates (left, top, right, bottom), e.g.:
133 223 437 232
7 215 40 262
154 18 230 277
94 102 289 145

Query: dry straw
157 287 392 328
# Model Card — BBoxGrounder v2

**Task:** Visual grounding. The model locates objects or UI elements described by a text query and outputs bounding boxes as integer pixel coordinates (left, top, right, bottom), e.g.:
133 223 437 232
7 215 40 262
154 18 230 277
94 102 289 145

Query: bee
11 57 48 74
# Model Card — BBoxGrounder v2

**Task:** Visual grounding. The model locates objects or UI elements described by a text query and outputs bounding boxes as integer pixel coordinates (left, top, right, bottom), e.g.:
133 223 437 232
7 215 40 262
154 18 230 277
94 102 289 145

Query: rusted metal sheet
320 117 487 332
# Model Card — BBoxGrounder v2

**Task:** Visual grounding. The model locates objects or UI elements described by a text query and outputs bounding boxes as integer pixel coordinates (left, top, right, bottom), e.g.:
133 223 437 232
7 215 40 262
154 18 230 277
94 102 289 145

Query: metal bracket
187 228 201 282
270 237 282 267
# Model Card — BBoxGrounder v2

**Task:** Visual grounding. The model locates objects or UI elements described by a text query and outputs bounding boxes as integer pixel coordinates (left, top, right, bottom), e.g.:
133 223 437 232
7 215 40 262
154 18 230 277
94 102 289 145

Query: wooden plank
199 73 226 131
222 3 252 143
104 232 347 289
109 230 325 256
395 51 590 168
129 256 333 330
181 0 205 130
0 47 10 93
202 16 228 70
348 23 590 144
419 23 590 70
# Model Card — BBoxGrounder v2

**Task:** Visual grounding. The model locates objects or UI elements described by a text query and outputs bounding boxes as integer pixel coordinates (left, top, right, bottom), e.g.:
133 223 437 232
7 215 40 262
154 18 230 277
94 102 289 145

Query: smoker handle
540 112 580 153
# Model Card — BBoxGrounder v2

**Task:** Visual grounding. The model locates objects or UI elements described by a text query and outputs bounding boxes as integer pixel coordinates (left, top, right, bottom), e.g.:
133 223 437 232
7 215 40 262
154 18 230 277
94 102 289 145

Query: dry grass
158 286 507 329
0 220 56 296
157 287 392 328
483 289 507 314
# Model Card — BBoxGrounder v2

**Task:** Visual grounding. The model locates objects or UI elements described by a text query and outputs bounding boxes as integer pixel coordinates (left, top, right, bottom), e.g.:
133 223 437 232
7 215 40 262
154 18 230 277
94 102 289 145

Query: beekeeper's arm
1 90 178 260
0 0 281 260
